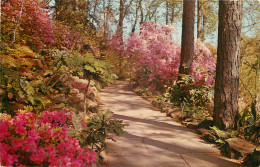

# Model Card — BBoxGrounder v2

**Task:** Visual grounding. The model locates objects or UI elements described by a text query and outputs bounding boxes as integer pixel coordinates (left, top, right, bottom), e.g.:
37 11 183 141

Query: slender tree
132 1 140 33
139 0 144 25
166 0 169 24
117 0 125 76
118 0 124 39
179 0 195 75
213 0 243 129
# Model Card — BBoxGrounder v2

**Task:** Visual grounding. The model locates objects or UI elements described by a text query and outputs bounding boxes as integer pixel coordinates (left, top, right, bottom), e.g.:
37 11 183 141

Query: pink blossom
5 3 11 10
11 17 16 22
0 110 96 166
15 122 26 136
80 84 88 90
72 82 79 88
111 21 216 91
0 121 8 141
30 148 45 164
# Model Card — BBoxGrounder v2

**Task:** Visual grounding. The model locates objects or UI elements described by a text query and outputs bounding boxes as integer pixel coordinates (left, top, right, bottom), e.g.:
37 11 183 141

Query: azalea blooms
0 110 96 166
110 21 216 92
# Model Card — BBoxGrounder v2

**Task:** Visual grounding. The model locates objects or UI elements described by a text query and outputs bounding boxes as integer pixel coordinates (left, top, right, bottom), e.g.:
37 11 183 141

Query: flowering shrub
1 0 56 52
54 23 82 50
0 110 96 166
110 21 216 92
1 0 82 52
72 82 89 91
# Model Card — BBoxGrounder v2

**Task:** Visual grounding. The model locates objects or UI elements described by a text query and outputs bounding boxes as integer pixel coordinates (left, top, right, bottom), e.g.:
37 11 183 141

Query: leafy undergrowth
0 109 127 166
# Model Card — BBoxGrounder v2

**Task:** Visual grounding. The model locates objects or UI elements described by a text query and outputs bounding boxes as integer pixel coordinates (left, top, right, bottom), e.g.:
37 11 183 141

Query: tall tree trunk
72 0 77 11
93 0 98 15
55 0 65 20
145 0 151 21
166 0 169 24
214 0 242 130
197 0 203 41
103 0 107 38
201 7 206 42
118 0 124 76
170 2 175 24
132 2 140 33
86 0 90 15
118 0 124 37
179 0 195 75
140 0 144 25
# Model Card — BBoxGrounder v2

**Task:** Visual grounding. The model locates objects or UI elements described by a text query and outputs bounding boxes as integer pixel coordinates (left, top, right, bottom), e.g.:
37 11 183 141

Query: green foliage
164 75 213 120
166 75 213 106
236 102 260 143
0 62 51 114
238 36 259 143
210 126 238 144
69 110 128 157
240 36 259 111
50 50 116 85
135 88 153 97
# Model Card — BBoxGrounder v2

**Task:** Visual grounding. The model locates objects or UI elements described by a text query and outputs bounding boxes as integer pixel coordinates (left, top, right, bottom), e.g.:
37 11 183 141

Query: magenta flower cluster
72 82 88 91
0 110 96 166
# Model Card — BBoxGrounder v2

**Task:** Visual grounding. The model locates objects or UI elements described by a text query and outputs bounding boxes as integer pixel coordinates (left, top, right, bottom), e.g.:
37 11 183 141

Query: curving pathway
99 81 240 167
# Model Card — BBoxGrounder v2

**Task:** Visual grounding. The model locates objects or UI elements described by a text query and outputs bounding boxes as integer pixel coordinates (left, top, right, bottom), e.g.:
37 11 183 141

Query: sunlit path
100 81 240 167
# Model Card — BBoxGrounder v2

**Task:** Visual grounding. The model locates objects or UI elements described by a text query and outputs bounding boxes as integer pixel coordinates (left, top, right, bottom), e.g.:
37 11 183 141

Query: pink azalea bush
1 0 55 51
1 0 81 52
110 21 216 92
0 110 96 166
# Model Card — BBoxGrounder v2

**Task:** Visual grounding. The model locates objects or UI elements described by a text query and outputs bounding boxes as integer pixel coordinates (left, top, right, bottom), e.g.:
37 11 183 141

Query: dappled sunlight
100 81 240 167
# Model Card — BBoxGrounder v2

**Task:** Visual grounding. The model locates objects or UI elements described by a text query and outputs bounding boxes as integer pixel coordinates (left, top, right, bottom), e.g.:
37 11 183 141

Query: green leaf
72 113 83 131
84 65 96 73
104 110 113 121
27 95 35 105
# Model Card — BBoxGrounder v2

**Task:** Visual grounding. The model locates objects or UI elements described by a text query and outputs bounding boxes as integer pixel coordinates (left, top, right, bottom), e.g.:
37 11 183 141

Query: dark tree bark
118 0 124 40
140 0 144 25
132 2 140 33
118 0 125 76
103 0 107 37
179 0 195 75
213 0 243 130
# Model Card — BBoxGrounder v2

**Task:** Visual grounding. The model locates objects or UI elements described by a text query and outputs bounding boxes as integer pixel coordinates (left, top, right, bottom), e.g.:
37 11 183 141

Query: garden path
99 81 240 167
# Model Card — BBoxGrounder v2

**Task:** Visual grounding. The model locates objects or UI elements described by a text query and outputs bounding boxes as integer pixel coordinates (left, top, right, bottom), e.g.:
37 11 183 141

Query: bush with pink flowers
0 110 96 166
1 0 82 52
110 21 216 92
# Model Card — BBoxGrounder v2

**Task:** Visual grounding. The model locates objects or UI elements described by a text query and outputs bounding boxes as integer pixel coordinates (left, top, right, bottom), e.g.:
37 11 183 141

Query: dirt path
99 81 240 167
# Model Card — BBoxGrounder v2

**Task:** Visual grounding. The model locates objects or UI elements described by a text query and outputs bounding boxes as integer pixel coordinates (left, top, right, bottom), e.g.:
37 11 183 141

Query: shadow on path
100 81 240 167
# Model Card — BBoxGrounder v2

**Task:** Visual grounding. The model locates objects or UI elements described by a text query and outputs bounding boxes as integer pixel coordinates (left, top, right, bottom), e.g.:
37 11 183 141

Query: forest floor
99 81 240 167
